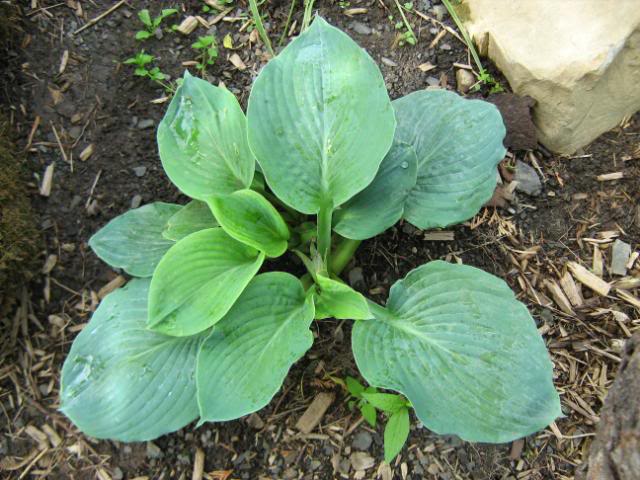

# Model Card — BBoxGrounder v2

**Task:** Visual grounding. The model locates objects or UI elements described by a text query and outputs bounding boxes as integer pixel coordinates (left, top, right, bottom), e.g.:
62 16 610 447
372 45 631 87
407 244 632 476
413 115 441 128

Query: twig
393 0 416 44
85 169 102 208
50 122 71 172
413 9 464 44
24 115 40 151
73 0 126 35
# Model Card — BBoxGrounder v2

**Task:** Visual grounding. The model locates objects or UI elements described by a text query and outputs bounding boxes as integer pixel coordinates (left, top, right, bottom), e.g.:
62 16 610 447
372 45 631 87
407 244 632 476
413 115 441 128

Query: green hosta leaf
333 141 418 240
208 189 289 258
197 272 315 421
148 228 264 336
89 202 180 277
247 17 395 215
60 279 205 441
335 91 506 236
362 392 406 413
162 200 218 241
313 275 372 320
395 90 506 229
352 260 561 443
360 402 377 427
384 408 410 463
158 71 255 201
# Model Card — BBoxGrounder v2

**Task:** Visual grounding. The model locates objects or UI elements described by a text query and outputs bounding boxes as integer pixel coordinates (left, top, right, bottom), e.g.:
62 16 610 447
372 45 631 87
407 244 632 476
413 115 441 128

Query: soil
2 1 639 479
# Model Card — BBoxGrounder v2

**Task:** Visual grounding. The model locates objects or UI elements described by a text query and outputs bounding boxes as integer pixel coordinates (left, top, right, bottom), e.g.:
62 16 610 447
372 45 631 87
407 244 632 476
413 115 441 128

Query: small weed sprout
393 0 416 46
341 376 411 462
135 8 178 41
441 0 505 93
191 36 219 75
123 52 175 93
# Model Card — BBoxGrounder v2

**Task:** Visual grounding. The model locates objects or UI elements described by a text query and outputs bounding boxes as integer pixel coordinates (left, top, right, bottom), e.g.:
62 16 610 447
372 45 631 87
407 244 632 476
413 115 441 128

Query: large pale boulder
457 0 640 154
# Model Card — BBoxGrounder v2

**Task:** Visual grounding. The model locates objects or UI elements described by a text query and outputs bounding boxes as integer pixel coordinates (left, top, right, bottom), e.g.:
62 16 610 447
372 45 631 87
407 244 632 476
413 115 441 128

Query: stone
514 160 541 196
611 239 631 276
426 76 440 87
137 118 155 130
131 194 142 209
431 4 447 21
350 452 375 471
348 267 365 291
133 166 147 177
146 441 163 459
351 21 372 35
455 68 475 94
577 334 640 480
381 57 398 67
457 0 640 154
246 412 265 429
351 431 373 451
488 94 537 150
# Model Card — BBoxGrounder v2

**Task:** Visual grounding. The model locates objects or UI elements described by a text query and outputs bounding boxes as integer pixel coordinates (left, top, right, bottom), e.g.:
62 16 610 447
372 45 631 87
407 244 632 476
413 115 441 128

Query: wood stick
73 0 126 35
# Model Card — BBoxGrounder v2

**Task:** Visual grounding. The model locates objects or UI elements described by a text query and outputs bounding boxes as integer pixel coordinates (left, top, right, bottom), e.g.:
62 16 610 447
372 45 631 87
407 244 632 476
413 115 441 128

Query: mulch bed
1 1 639 479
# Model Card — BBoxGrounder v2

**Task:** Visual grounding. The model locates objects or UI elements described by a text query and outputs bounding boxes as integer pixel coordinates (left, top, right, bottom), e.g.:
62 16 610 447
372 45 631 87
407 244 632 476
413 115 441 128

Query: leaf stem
441 0 484 75
302 0 316 31
365 298 392 320
317 200 333 269
248 0 275 57
330 238 361 276
279 0 297 46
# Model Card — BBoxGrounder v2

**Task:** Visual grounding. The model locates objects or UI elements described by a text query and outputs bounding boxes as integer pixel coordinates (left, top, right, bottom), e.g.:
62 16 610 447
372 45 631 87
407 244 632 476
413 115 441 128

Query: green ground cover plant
60 17 561 461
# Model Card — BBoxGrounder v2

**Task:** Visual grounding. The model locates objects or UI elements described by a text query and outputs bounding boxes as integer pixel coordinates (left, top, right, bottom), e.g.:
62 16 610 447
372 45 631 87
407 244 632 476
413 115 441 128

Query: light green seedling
135 8 178 40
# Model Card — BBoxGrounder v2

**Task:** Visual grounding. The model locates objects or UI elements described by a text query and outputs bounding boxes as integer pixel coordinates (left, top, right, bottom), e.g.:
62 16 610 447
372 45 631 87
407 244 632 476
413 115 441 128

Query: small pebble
146 441 163 459
133 166 147 177
352 431 373 451
426 76 440 87
514 160 542 196
431 4 447 21
131 194 142 209
351 21 372 35
348 267 365 291
381 57 398 67
137 119 155 130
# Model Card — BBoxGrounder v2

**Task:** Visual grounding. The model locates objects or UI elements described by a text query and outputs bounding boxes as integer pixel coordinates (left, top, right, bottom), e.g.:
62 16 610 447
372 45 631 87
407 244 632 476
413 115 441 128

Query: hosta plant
61 17 561 458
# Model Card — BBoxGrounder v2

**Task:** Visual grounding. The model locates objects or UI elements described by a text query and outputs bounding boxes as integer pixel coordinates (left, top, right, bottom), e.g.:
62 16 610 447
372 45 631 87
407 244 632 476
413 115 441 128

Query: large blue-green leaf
60 279 204 441
158 71 255 200
208 189 289 258
247 17 396 214
197 272 315 421
333 141 418 239
89 202 180 277
148 228 264 336
352 260 561 443
162 200 218 241
396 90 506 229
333 90 505 238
